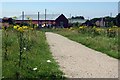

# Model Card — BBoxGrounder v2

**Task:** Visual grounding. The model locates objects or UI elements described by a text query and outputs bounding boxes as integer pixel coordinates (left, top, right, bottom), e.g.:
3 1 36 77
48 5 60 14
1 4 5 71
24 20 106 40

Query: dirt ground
45 32 118 78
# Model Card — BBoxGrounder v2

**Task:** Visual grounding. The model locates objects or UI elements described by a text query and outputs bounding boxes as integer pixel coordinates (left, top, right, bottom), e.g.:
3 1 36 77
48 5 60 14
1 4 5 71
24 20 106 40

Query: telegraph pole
45 9 46 27
118 1 120 13
110 12 112 17
22 11 24 23
38 12 40 28
70 14 71 24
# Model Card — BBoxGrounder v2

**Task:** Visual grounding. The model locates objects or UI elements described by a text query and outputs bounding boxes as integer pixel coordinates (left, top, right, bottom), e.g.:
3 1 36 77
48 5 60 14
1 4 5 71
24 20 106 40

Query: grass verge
2 30 64 79
0 30 2 80
41 28 119 59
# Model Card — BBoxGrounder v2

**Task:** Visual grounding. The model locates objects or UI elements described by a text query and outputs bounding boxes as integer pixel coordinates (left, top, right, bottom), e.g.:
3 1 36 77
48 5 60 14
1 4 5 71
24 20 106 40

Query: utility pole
88 17 89 20
22 11 24 23
38 12 40 28
110 12 112 17
70 14 71 24
118 1 120 13
45 9 46 27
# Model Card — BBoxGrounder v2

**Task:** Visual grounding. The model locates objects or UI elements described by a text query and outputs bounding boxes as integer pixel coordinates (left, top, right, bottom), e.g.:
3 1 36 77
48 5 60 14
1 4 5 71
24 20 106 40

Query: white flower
23 47 26 50
47 60 51 63
33 67 37 71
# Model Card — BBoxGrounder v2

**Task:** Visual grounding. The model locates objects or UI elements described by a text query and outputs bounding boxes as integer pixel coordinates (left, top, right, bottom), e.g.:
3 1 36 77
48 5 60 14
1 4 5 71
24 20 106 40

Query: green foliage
2 30 64 79
44 27 119 59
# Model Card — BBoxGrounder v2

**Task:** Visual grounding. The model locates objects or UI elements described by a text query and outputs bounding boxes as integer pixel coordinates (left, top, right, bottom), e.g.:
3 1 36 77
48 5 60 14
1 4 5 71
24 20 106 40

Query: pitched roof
17 14 60 20
68 18 87 23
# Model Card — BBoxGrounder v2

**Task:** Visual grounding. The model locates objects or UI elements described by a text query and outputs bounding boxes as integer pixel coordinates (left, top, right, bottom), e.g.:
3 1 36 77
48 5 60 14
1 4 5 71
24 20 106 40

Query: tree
71 16 85 20
2 18 14 24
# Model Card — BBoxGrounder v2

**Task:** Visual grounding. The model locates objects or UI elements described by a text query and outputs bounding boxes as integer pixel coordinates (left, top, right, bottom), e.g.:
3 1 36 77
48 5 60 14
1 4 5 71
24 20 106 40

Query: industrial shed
15 14 68 28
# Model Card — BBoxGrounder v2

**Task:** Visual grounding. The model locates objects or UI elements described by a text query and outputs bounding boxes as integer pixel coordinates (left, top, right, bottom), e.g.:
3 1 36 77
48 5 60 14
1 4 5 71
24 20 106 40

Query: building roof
68 18 87 23
17 14 60 20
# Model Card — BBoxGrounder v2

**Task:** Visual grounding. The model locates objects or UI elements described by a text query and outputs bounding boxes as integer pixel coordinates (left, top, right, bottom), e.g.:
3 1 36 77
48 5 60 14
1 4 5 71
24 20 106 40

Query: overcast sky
1 1 119 19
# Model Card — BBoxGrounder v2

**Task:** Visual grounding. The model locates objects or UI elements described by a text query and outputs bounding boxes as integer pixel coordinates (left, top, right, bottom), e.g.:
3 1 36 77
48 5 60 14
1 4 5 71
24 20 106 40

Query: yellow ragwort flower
79 26 83 29
13 26 18 29
17 27 23 32
22 26 28 29
96 28 101 32
108 28 112 31
13 25 20 29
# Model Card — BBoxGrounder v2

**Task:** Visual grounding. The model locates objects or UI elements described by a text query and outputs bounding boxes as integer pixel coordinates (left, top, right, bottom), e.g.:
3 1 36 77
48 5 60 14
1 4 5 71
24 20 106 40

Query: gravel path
45 32 118 78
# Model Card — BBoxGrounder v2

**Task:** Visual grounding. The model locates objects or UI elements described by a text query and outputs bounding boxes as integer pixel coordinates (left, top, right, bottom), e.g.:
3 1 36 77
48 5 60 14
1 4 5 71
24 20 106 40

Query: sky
1 2 119 19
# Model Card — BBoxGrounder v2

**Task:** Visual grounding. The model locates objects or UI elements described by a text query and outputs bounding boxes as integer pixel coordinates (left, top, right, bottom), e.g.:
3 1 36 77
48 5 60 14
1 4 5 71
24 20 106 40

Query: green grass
41 28 119 59
2 30 64 79
0 30 2 80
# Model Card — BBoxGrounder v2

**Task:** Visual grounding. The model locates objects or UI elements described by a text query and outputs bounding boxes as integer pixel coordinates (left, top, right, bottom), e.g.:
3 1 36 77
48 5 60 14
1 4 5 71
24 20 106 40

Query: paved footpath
45 32 118 78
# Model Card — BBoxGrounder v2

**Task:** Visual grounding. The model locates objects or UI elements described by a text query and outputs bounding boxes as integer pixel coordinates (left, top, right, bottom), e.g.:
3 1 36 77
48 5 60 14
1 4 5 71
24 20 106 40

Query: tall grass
2 29 64 79
0 30 2 80
42 28 119 59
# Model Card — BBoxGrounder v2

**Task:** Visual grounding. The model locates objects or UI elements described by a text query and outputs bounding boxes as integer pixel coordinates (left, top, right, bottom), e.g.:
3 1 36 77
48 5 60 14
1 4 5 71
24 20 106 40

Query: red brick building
15 14 68 28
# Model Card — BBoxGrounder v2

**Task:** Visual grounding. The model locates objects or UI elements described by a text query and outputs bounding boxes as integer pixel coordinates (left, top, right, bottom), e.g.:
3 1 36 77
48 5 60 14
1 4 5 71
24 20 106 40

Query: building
95 18 105 27
55 14 68 28
0 18 2 29
68 16 86 24
68 18 86 24
15 14 68 28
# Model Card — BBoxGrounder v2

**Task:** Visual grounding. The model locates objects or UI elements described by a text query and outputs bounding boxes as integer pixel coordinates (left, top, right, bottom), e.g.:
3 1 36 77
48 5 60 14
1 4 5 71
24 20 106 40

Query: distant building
0 18 2 28
95 18 105 27
68 18 87 24
68 16 86 24
15 14 68 28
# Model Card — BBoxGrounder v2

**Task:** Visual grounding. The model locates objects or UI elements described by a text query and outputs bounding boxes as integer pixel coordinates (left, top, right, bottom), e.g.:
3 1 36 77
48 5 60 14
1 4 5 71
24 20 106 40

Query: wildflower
13 25 20 29
33 67 37 71
69 27 73 30
96 28 101 32
108 28 112 31
79 26 83 29
70 27 73 29
22 26 28 29
47 60 51 63
2 76 4 78
23 47 26 50
17 27 23 32
66 28 69 30
84 26 87 28
42 24 45 27
13 26 18 29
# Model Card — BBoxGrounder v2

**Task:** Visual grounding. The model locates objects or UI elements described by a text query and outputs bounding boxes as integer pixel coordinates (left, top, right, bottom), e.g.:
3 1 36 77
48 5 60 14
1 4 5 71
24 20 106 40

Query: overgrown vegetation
2 28 64 79
41 26 119 59
0 30 2 80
